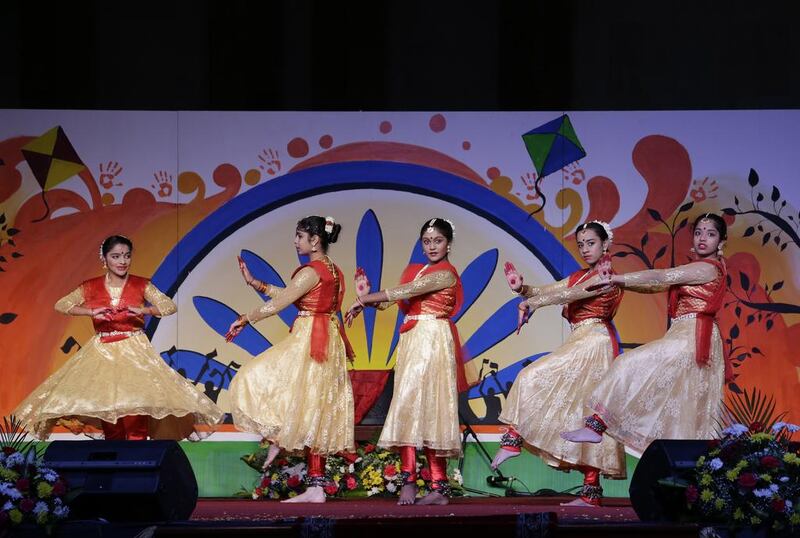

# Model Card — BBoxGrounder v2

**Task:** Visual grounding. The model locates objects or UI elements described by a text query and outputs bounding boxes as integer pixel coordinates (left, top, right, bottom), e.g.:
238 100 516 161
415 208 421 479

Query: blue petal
453 249 498 323
463 298 520 360
356 210 384 359
193 296 271 355
385 239 427 365
240 250 297 326
160 348 240 390
466 352 548 399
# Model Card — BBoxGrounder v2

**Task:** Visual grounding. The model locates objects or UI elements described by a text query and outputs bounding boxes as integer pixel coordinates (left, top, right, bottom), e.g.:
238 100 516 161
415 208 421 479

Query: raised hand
516 301 531 334
504 262 524 292
238 256 255 287
354 267 371 297
585 258 616 292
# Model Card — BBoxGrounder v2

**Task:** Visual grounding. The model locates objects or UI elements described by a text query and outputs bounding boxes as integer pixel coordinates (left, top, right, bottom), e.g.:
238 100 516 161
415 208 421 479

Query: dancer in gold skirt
562 213 729 453
226 216 355 503
490 221 627 507
13 235 224 441
346 218 468 506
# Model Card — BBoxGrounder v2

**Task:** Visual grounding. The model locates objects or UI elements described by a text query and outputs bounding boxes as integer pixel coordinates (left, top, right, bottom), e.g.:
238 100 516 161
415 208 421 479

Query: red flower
276 459 289 467
2 447 15 455
760 455 781 469
749 421 764 433
340 451 358 464
254 487 264 497
260 476 272 488
738 473 758 488
344 474 358 490
15 478 30 492
286 475 301 488
685 485 699 504
383 464 398 477
363 443 376 454
771 498 786 513
52 480 66 496
420 468 432 481
19 498 35 513
324 483 339 496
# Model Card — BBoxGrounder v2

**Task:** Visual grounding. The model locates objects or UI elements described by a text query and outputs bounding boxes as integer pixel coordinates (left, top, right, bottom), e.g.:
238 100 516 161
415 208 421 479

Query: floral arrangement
0 417 70 532
240 440 464 500
684 388 800 536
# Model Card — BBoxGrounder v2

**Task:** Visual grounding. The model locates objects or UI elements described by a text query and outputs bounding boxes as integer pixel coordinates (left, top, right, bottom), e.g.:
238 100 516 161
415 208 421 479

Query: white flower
41 470 58 483
386 482 397 493
348 464 355 474
5 452 24 467
779 476 790 483
53 504 69 518
355 457 363 464
2 500 13 511
753 488 773 498
252 491 260 500
0 483 22 500
708 458 723 471
452 468 463 485
771 422 800 433
722 424 749 437
33 501 49 515
769 484 779 492
786 500 793 511
339 466 346 473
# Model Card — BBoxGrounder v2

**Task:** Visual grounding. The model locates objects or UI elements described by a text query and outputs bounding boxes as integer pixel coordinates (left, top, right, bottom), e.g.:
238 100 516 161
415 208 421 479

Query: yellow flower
735 460 748 470
714 499 725 510
726 469 740 481
0 467 19 481
416 479 425 487
790 513 800 525
733 508 744 521
759 474 772 483
9 509 23 524
37 511 49 525
700 489 714 502
37 482 53 498
700 474 713 486
783 453 799 465
696 456 706 466
750 516 761 526
751 433 771 442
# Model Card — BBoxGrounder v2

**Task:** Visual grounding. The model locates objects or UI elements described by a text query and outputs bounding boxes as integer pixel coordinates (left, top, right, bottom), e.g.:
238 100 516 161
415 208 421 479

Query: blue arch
146 160 579 335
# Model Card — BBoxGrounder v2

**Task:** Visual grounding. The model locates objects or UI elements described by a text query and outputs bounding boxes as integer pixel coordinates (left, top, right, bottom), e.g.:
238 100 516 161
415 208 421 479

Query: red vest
564 267 623 357
81 275 150 342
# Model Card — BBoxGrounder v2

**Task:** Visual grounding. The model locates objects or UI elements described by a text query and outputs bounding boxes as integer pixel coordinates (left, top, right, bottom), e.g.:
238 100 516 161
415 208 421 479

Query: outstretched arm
246 267 320 323
524 274 607 310
616 262 719 293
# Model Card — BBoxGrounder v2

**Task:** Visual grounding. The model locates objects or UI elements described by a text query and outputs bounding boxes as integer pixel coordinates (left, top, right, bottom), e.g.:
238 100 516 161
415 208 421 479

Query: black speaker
628 439 708 522
43 440 198 522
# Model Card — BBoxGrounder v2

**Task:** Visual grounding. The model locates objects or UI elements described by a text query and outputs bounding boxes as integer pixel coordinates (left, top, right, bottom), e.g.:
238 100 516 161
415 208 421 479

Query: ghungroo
580 483 603 504
397 471 416 485
305 474 328 489
500 429 524 452
585 414 607 435
430 479 452 497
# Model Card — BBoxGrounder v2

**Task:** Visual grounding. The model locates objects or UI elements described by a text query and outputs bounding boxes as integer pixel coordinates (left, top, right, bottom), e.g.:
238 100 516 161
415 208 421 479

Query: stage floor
191 496 638 524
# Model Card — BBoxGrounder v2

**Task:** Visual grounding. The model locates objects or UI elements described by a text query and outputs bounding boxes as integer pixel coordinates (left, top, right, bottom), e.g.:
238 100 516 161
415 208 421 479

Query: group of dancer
13 211 730 506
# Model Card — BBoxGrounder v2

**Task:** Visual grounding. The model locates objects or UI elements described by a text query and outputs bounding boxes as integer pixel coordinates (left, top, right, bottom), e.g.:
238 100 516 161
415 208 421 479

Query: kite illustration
521 114 587 215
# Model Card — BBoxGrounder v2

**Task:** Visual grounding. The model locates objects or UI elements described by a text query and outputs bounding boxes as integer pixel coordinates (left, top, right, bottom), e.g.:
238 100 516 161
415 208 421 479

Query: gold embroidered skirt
227 316 354 455
587 318 725 453
13 333 224 440
378 319 461 457
499 321 627 478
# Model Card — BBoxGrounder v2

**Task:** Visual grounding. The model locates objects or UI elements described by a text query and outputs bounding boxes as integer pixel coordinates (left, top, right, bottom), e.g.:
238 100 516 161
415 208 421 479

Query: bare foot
560 427 602 443
262 443 281 470
397 483 417 505
560 497 600 507
281 486 325 503
416 491 449 505
491 448 519 470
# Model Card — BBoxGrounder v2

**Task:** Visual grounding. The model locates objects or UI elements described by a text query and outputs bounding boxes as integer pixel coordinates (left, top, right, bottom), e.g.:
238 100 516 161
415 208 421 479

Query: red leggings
307 452 327 478
102 415 149 440
399 446 448 486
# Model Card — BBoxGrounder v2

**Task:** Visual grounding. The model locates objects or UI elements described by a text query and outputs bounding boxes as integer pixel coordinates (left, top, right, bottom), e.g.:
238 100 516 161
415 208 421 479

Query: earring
717 243 724 256
311 245 318 252
690 247 696 253
447 245 452 253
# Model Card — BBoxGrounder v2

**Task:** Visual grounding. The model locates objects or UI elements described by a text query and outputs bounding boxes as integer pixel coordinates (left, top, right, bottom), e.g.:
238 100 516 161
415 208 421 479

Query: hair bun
327 223 342 244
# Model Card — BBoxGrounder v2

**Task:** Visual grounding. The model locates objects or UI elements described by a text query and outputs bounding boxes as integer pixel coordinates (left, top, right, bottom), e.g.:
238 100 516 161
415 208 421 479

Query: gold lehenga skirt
13 333 225 440
587 318 725 453
378 319 461 457
227 316 354 455
499 321 627 478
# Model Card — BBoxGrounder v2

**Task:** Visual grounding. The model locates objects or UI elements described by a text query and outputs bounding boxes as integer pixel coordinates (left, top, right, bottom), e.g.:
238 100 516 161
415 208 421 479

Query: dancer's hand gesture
344 301 363 327
226 315 248 342
238 256 255 287
504 262 523 292
90 307 113 320
516 301 532 334
354 267 370 297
